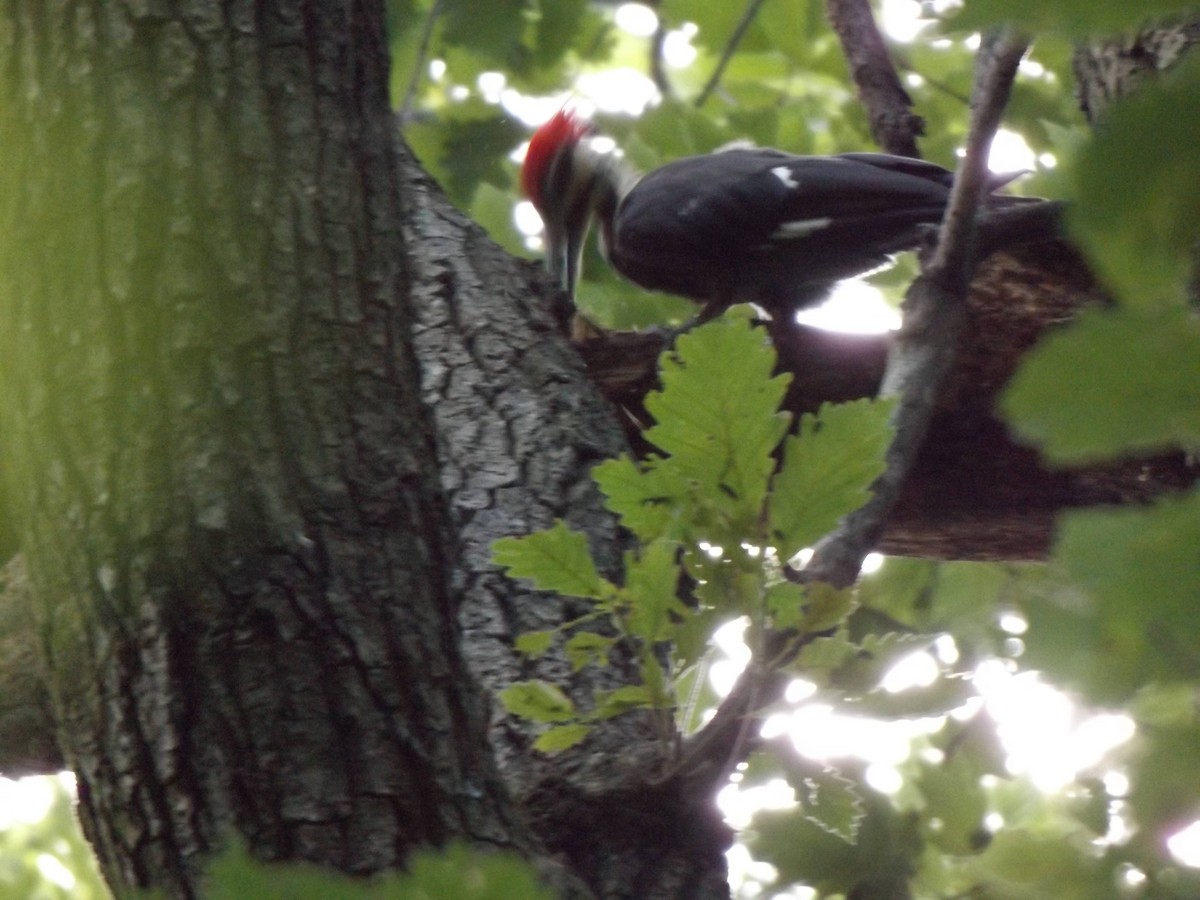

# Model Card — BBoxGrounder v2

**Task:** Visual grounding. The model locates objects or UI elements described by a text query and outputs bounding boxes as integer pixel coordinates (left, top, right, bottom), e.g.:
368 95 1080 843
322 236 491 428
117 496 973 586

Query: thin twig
896 58 972 107
826 0 924 156
695 0 769 108
671 31 1032 791
803 29 1030 590
400 0 445 124
650 24 672 96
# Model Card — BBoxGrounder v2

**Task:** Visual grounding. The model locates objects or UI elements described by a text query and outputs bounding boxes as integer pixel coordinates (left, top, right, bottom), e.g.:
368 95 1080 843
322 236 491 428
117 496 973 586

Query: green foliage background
4 0 1200 898
397 0 1200 895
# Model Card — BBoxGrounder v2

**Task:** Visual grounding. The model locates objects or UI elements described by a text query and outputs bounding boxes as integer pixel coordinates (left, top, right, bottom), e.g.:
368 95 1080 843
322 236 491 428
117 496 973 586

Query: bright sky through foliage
0 772 85 891
0 772 58 829
712 614 1142 893
489 4 1199 893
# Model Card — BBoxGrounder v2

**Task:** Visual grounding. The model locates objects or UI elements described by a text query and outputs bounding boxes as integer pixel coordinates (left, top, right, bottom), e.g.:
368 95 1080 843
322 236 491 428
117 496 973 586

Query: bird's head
521 108 626 300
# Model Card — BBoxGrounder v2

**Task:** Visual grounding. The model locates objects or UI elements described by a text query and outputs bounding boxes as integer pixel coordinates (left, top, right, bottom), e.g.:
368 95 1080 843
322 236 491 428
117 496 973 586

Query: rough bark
0 2 534 896
399 144 731 897
1073 19 1200 122
0 3 731 898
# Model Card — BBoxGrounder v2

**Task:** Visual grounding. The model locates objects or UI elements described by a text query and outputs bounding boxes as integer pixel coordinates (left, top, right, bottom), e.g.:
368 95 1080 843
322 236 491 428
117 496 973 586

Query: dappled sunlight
793 280 901 334
0 773 61 830
1170 820 1200 867
725 842 783 899
0 772 105 898
707 611 1141 854
36 853 77 891
614 3 658 38
718 778 798 831
974 659 1136 793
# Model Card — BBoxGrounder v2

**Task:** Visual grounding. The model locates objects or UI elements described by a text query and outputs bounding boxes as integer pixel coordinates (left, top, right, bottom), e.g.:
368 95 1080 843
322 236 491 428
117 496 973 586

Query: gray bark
1074 19 1200 122
0 0 527 893
0 2 730 898
400 144 731 898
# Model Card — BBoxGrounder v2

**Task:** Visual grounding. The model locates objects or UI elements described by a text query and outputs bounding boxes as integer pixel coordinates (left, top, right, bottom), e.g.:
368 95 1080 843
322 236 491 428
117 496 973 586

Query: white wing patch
772 217 833 239
771 165 799 189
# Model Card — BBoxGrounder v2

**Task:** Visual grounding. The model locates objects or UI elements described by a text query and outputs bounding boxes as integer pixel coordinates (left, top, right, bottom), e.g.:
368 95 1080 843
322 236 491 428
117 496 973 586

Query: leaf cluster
494 317 898 845
398 0 1200 894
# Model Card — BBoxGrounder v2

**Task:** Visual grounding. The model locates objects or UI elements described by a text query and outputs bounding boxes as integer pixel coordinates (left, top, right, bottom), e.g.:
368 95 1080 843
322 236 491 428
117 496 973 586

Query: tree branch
803 30 1031 589
646 0 673 97
826 0 925 156
695 0 769 108
669 31 1034 791
577 236 1195 564
399 0 445 123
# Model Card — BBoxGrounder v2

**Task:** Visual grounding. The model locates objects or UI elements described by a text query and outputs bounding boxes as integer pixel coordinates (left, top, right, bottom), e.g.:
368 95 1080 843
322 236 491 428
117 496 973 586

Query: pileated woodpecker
521 108 1020 323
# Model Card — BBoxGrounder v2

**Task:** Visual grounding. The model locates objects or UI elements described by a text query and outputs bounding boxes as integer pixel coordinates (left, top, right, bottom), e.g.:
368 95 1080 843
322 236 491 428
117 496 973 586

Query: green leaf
1130 682 1200 727
532 723 592 754
404 104 523 208
673 658 722 734
1065 777 1110 837
917 731 996 855
1128 724 1200 834
207 838 381 899
792 630 858 683
769 399 893 559
641 653 668 705
1058 491 1200 619
971 828 1114 897
1067 56 1200 305
643 318 791 529
780 756 866 844
593 684 654 720
829 633 932 696
498 680 577 723
577 275 697 330
592 453 688 542
672 604 723 671
748 789 921 895
1019 492 1200 703
624 541 686 642
857 676 975 721
765 581 807 630
798 582 857 635
440 0 529 66
593 321 815 548
1003 306 1200 463
854 557 939 628
563 631 614 671
622 98 732 163
530 0 589 70
514 629 555 658
947 0 1200 37
492 520 613 600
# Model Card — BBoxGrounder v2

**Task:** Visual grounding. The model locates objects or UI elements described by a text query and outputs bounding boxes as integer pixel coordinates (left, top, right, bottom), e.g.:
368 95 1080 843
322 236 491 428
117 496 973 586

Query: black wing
610 149 956 302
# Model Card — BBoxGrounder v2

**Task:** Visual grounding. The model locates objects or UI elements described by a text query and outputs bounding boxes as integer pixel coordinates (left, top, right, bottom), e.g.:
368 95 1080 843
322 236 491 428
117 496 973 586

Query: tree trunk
0 3 731 898
1073 19 1200 122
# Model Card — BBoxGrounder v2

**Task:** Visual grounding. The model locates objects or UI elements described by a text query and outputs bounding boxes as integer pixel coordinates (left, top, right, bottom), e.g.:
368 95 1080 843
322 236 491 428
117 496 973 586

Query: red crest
521 107 592 209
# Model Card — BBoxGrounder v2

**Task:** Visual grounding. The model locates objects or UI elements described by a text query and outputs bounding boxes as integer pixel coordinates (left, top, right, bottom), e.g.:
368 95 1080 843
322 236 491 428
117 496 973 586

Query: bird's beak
543 210 589 304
